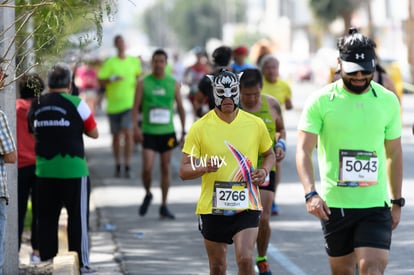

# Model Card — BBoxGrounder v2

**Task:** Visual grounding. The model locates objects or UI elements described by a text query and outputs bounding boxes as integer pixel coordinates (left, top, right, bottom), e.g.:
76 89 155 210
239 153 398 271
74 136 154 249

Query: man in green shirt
132 49 186 219
296 28 403 274
98 35 142 178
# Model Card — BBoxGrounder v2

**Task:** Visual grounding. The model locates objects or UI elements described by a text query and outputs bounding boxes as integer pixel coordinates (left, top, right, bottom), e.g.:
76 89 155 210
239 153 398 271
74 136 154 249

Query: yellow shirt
182 109 273 214
262 78 291 106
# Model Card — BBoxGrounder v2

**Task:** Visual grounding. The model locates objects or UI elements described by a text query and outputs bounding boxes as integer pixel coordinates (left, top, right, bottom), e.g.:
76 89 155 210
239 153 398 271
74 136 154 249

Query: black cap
340 48 376 73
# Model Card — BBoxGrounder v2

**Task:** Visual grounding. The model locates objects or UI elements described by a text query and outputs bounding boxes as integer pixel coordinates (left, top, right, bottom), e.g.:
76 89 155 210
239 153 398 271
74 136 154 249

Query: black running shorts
321 206 392 257
199 210 260 244
142 133 178 153
259 171 276 192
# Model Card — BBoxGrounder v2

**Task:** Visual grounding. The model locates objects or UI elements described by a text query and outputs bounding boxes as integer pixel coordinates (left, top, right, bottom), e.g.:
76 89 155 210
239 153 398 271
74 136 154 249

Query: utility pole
0 2 19 274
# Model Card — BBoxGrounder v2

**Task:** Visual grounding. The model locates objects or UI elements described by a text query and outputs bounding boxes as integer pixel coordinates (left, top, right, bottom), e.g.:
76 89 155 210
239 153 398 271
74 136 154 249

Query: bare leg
123 128 134 168
233 227 258 275
138 149 156 216
272 161 282 215
257 189 273 257
204 239 228 275
142 149 156 193
355 247 389 275
112 132 122 167
160 150 173 205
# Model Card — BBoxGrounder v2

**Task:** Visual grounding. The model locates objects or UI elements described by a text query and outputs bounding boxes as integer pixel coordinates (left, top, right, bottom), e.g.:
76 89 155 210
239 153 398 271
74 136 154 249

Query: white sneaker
30 253 41 264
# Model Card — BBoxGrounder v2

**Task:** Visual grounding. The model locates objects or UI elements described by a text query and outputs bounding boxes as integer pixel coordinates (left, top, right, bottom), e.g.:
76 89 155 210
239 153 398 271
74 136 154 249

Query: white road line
268 243 307 275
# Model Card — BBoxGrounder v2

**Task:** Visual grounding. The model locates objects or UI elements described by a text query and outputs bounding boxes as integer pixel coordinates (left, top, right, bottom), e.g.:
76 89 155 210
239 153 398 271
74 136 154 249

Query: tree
309 0 366 34
0 0 118 89
142 0 246 51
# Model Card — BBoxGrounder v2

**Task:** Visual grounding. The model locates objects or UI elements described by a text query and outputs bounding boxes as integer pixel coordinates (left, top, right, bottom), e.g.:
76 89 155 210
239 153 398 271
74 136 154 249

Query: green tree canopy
143 0 246 51
309 0 365 33
1 0 117 79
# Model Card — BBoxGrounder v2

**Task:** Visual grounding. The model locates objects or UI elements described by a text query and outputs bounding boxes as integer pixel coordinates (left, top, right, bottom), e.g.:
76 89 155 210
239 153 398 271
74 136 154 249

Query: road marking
268 243 307 275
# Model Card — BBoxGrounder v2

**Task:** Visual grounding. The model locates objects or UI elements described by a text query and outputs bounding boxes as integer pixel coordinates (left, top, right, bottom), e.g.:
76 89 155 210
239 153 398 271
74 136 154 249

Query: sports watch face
391 198 405 207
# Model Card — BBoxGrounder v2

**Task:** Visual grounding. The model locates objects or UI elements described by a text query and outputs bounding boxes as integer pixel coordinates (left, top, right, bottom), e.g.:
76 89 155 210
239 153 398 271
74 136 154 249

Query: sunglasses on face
345 70 373 76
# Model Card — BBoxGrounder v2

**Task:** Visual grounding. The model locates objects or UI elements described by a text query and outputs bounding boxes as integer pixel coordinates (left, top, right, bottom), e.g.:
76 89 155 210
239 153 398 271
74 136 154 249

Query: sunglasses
345 70 373 76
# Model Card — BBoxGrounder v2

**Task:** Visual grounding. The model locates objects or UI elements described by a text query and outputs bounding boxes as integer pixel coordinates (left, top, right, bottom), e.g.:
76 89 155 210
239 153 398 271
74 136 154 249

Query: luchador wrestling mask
207 70 243 111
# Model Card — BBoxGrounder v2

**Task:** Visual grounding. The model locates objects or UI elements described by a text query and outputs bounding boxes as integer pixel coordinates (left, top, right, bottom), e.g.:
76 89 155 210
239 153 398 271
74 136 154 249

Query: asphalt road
85 81 414 275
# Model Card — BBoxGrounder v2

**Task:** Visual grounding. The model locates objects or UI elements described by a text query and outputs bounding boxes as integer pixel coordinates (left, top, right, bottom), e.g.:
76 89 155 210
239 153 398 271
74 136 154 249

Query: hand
390 205 402 230
133 127 143 143
251 169 266 186
109 75 124 83
306 196 331 221
275 146 285 161
205 159 219 173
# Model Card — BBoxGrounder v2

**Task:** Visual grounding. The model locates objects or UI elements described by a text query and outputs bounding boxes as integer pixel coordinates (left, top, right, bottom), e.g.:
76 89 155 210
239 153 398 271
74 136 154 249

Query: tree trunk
0 3 19 274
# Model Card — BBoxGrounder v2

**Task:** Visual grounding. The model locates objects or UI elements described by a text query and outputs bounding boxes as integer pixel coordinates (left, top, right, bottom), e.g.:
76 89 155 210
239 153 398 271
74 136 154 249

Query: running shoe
271 202 279 216
139 193 153 216
30 253 41 264
159 205 175 220
124 166 131 179
256 259 272 275
114 165 121 178
80 266 97 274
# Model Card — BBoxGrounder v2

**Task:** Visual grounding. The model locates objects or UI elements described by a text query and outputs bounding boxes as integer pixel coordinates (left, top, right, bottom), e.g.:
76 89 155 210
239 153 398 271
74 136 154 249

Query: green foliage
3 0 118 75
309 0 363 25
143 0 246 51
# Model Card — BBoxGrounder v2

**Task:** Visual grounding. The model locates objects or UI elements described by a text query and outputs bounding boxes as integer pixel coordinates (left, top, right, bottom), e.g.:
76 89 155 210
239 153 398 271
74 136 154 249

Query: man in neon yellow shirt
98 35 141 178
179 69 275 274
296 28 403 274
260 54 293 216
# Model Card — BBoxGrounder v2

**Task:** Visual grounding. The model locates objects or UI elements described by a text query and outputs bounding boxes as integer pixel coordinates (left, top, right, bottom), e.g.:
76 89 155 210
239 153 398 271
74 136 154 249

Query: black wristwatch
390 197 405 207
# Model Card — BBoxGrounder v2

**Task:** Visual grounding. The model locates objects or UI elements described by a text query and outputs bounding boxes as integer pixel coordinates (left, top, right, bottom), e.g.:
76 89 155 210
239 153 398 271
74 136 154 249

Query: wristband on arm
304 191 318 202
275 138 286 152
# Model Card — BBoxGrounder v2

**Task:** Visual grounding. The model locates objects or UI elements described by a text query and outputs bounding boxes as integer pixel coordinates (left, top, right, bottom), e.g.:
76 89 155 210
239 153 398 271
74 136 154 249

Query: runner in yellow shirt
179 69 275 274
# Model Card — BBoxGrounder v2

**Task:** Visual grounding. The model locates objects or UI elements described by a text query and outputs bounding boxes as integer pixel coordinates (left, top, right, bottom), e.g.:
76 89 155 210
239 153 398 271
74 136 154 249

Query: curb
53 252 79 275
52 208 80 274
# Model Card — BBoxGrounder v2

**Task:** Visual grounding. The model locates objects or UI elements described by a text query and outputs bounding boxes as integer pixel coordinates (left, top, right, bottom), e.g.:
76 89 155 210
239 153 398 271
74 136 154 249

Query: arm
384 137 403 229
3 150 16 164
82 101 99 139
174 82 186 143
85 127 98 139
284 97 293 110
285 82 293 110
132 79 144 143
179 152 218 180
296 130 330 220
253 147 276 185
267 96 286 161
0 113 17 163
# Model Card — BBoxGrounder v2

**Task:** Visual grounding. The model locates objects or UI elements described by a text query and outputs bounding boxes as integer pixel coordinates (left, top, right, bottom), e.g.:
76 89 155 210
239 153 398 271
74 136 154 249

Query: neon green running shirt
98 56 141 114
141 74 176 135
298 80 401 208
